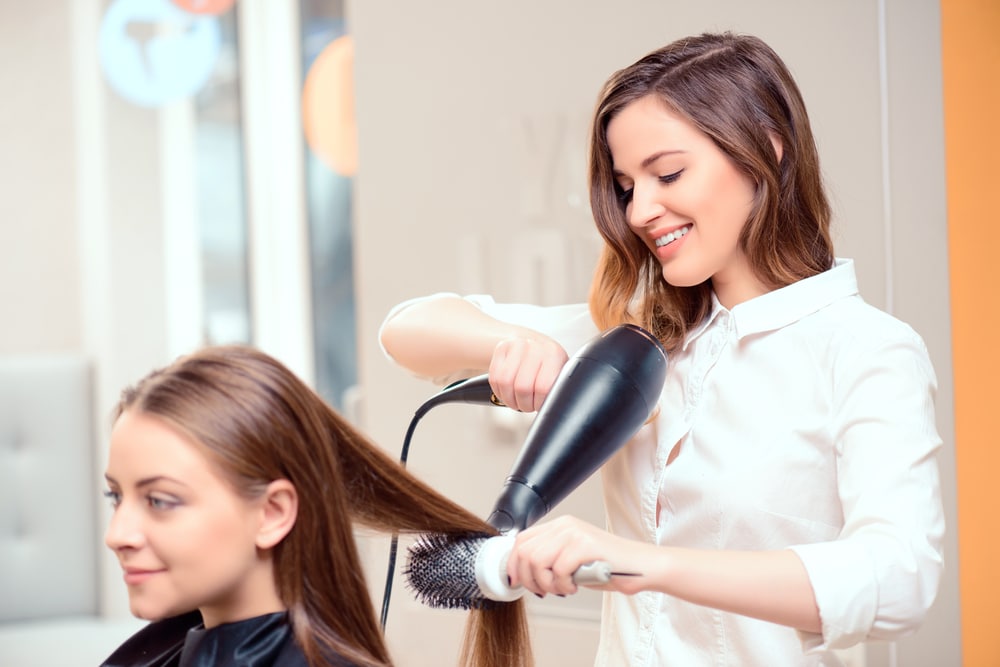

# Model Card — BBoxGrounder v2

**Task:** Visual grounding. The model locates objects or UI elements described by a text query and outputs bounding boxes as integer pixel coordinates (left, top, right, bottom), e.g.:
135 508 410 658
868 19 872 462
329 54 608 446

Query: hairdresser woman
379 32 945 666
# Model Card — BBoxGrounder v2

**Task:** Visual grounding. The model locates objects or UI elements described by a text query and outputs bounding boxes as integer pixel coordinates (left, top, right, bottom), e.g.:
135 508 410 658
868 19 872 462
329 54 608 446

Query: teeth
655 225 690 247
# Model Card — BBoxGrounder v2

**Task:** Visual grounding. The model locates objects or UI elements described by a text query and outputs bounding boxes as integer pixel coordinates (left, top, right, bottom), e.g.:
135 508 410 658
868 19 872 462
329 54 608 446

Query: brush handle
476 534 618 601
573 560 613 585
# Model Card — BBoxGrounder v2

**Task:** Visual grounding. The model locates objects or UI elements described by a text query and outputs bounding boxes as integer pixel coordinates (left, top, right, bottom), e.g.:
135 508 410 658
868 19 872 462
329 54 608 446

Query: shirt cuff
788 541 877 652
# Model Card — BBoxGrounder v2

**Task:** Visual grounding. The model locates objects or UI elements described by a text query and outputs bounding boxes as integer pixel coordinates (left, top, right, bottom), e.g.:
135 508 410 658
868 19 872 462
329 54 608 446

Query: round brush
404 532 630 610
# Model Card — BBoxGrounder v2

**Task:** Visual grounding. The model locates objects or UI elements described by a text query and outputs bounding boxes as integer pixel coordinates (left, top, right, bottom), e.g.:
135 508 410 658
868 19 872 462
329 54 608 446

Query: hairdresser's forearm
512 517 822 633
648 546 821 633
380 296 542 380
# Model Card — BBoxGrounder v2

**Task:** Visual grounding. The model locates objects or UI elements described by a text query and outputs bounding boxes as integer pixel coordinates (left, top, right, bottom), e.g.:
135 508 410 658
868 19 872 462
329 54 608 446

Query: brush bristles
404 532 501 611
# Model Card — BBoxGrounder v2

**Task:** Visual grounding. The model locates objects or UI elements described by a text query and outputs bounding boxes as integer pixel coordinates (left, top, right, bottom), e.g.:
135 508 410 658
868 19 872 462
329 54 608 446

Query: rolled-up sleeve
377 292 460 371
790 327 945 651
378 293 597 384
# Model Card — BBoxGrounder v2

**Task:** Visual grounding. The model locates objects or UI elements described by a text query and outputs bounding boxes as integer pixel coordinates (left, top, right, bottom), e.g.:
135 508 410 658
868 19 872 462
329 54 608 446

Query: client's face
104 409 274 627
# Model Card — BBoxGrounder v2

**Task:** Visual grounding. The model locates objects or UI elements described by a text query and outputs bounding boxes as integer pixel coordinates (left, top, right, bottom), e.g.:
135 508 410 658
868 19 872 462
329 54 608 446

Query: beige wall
350 1 959 666
0 2 80 353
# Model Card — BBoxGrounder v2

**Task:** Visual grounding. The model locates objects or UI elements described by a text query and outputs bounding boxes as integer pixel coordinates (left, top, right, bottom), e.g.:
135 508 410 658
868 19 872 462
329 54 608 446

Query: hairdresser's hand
489 334 568 412
507 515 658 597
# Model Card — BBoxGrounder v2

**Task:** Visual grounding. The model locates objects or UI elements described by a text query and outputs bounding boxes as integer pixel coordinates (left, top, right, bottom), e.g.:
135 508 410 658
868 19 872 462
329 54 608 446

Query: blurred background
0 0 996 665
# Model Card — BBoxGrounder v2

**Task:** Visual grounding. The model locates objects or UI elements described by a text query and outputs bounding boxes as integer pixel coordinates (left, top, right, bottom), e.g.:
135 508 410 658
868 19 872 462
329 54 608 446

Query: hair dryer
485 323 667 532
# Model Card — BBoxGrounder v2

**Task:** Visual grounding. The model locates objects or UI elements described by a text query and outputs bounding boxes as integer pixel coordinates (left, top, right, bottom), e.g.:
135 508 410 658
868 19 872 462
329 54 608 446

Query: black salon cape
99 610 355 666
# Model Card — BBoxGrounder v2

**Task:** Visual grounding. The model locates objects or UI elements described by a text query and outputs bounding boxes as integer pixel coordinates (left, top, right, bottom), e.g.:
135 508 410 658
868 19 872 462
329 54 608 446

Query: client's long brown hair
114 344 532 667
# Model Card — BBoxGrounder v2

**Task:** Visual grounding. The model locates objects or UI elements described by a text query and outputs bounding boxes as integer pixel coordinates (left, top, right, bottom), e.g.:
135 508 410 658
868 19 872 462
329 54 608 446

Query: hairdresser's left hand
507 515 658 597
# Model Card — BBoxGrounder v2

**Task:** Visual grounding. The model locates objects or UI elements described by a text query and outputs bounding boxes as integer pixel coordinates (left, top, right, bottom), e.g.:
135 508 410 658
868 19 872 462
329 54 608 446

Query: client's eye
103 489 122 509
147 495 180 511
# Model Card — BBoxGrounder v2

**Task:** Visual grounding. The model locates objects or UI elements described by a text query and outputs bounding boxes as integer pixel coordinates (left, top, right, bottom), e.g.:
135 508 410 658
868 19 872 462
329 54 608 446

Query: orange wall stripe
941 1 1000 665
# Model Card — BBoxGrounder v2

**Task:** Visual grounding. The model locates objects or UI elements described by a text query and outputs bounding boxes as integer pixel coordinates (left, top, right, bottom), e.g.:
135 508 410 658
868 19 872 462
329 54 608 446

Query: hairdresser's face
608 94 766 308
104 410 278 627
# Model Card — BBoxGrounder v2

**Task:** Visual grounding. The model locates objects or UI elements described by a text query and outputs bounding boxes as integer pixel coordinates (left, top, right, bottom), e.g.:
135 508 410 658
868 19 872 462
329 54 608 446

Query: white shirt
379 259 945 666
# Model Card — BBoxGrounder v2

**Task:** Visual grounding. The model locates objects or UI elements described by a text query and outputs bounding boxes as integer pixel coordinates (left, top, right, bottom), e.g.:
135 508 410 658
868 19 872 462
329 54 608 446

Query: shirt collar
683 298 725 350
682 258 858 350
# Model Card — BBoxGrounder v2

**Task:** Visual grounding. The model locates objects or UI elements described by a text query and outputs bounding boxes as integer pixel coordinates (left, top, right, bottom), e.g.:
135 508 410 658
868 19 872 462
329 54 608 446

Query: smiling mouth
654 225 691 248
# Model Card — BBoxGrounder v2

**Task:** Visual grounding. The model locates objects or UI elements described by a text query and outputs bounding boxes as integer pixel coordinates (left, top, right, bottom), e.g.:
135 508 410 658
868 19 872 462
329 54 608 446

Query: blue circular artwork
99 0 222 108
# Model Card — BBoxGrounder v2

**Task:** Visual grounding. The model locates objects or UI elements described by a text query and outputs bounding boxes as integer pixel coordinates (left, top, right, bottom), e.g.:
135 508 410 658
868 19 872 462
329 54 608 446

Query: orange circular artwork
170 0 236 15
302 35 357 177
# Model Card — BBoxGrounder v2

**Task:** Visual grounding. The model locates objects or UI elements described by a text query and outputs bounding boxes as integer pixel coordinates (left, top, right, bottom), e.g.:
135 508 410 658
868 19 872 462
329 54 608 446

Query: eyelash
147 496 178 511
659 169 683 185
103 490 178 511
616 170 684 205
103 489 121 509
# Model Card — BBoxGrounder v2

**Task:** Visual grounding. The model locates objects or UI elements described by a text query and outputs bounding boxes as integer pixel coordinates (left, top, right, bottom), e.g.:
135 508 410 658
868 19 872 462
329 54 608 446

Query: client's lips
123 567 164 585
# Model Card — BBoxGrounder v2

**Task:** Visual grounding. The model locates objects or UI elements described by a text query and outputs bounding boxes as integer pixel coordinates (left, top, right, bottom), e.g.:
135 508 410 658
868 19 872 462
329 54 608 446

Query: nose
627 182 665 229
105 501 145 552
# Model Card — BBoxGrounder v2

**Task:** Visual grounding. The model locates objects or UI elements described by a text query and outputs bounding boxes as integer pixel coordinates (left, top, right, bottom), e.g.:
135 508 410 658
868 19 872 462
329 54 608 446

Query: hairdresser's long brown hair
114 345 532 667
588 32 834 351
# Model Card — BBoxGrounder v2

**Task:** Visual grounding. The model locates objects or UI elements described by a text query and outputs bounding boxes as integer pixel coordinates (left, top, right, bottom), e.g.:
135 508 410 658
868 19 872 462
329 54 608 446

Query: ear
255 479 298 550
768 132 784 164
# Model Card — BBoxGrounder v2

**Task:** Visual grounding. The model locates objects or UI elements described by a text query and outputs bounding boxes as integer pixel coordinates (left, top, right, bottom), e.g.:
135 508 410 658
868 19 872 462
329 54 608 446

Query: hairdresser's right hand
489 334 569 412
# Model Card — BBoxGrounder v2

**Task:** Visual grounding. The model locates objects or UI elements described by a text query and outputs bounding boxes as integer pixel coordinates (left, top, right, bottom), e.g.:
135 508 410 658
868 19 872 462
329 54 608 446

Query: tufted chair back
0 356 98 622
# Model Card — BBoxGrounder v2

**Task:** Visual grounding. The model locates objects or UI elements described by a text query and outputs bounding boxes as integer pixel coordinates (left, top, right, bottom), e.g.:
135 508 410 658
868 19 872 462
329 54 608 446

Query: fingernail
534 593 544 599
507 575 512 586
556 594 566 598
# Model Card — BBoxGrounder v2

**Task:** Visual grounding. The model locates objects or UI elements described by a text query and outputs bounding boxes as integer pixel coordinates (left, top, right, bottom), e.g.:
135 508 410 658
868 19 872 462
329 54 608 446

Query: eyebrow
103 473 190 489
613 150 686 177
